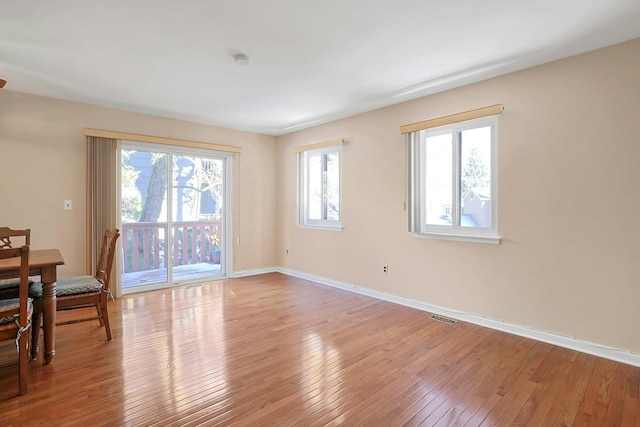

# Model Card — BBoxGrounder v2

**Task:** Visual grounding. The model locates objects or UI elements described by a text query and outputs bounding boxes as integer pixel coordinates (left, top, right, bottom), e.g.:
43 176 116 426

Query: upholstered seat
0 278 31 290
30 228 120 345
0 298 33 325
30 276 103 298
0 278 34 304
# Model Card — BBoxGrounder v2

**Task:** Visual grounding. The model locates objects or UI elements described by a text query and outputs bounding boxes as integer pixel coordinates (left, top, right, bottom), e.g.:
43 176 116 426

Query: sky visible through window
425 126 491 227
308 151 340 221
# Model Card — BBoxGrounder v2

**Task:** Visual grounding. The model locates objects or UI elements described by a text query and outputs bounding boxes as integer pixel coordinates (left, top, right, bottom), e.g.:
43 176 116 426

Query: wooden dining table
0 249 65 364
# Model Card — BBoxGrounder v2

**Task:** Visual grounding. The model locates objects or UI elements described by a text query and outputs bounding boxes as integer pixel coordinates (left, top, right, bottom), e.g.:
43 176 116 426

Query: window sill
299 224 344 232
414 232 501 245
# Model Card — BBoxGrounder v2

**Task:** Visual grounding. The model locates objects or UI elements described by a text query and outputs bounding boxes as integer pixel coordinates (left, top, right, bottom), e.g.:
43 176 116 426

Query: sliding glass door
120 142 230 292
170 155 225 284
121 149 169 287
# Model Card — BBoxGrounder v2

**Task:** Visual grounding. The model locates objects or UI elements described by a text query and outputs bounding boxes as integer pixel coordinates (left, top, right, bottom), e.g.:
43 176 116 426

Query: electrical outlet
286 249 289 254
383 265 388 274
63 200 72 210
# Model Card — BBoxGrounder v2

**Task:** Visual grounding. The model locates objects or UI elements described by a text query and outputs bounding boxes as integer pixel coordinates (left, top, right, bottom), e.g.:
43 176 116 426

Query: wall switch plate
64 200 72 210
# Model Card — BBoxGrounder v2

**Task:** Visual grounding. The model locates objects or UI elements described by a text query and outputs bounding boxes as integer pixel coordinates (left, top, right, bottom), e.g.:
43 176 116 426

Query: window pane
325 152 340 221
460 126 491 228
308 154 322 220
425 133 452 226
120 150 168 284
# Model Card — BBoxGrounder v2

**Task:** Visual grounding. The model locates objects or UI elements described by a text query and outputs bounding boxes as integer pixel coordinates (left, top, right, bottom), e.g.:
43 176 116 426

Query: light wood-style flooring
0 272 638 426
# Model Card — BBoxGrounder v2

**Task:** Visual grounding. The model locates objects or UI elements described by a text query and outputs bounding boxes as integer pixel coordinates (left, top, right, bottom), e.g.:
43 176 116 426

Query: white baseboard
276 267 640 368
230 267 278 278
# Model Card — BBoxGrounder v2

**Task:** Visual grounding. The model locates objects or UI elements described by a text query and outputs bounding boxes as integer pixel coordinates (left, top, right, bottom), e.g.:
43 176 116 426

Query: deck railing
121 220 223 273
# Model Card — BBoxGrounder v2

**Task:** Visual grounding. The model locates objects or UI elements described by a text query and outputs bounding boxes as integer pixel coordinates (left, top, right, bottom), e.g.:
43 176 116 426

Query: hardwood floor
0 272 638 426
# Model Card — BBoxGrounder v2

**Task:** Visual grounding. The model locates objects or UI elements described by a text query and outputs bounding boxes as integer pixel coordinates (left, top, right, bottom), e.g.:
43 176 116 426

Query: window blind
292 138 345 153
400 104 503 134
84 129 243 153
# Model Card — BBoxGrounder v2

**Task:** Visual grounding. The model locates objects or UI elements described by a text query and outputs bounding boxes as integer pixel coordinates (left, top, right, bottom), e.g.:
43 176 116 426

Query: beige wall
276 38 640 353
2 38 639 355
0 91 278 277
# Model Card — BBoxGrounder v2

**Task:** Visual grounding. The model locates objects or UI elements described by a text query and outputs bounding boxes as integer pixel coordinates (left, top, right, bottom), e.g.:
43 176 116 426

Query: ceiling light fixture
233 54 249 66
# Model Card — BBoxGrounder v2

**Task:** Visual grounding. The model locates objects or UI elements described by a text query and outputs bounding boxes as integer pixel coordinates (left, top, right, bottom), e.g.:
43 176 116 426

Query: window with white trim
408 116 499 244
297 146 342 229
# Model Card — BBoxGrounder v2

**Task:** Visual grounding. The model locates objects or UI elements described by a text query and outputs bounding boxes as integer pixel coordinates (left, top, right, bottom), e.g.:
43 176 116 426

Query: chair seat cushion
0 279 19 290
30 276 103 298
0 298 33 325
0 278 37 290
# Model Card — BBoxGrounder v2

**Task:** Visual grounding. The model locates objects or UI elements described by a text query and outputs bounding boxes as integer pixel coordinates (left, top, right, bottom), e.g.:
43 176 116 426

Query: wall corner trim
276 267 640 368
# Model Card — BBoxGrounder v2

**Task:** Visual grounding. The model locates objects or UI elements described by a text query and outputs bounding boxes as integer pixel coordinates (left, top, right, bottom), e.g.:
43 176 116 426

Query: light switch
64 200 72 210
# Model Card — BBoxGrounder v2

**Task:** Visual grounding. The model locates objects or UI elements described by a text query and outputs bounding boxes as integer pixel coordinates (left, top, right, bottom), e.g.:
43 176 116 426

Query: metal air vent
430 314 457 325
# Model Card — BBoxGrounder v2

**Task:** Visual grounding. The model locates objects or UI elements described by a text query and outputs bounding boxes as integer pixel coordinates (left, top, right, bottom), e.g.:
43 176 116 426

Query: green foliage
121 163 142 222
461 146 489 196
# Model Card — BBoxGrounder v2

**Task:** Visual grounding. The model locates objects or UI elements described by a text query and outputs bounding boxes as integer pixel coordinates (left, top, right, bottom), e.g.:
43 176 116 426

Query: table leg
40 266 57 364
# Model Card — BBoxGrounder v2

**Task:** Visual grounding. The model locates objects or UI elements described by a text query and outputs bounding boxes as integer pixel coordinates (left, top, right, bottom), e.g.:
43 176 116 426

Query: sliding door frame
120 140 234 293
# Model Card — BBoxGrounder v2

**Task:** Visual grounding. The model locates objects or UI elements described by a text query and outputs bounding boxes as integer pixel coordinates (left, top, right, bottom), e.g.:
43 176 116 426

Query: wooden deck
1 273 639 425
122 262 222 288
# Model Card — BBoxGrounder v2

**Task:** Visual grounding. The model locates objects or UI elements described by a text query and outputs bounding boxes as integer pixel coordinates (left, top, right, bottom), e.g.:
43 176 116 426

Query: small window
298 146 342 229
408 116 499 243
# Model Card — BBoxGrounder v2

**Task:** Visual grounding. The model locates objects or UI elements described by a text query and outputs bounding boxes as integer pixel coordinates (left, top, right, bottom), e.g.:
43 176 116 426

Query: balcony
121 220 223 288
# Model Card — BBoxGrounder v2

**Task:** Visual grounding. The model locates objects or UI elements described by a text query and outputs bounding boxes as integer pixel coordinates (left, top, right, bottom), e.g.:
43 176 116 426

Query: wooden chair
0 227 30 249
31 229 120 351
0 228 31 296
0 245 33 395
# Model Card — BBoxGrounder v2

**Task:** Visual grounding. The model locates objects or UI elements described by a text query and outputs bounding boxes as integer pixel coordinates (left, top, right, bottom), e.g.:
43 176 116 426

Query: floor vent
430 315 457 325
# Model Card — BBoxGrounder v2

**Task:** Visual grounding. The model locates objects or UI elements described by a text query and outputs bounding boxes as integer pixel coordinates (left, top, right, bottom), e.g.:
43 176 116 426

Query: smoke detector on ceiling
233 54 249 66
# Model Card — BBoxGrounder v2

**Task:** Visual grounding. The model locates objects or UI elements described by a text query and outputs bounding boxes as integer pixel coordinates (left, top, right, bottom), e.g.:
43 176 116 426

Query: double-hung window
297 144 342 229
405 106 501 244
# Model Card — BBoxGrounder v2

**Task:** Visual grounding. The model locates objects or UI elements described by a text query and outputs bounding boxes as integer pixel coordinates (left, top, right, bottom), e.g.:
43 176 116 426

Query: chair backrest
0 227 31 249
0 245 30 324
95 229 120 291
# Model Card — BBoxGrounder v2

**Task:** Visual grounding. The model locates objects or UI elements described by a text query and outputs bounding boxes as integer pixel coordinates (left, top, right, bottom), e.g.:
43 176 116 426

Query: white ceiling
2 0 639 135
